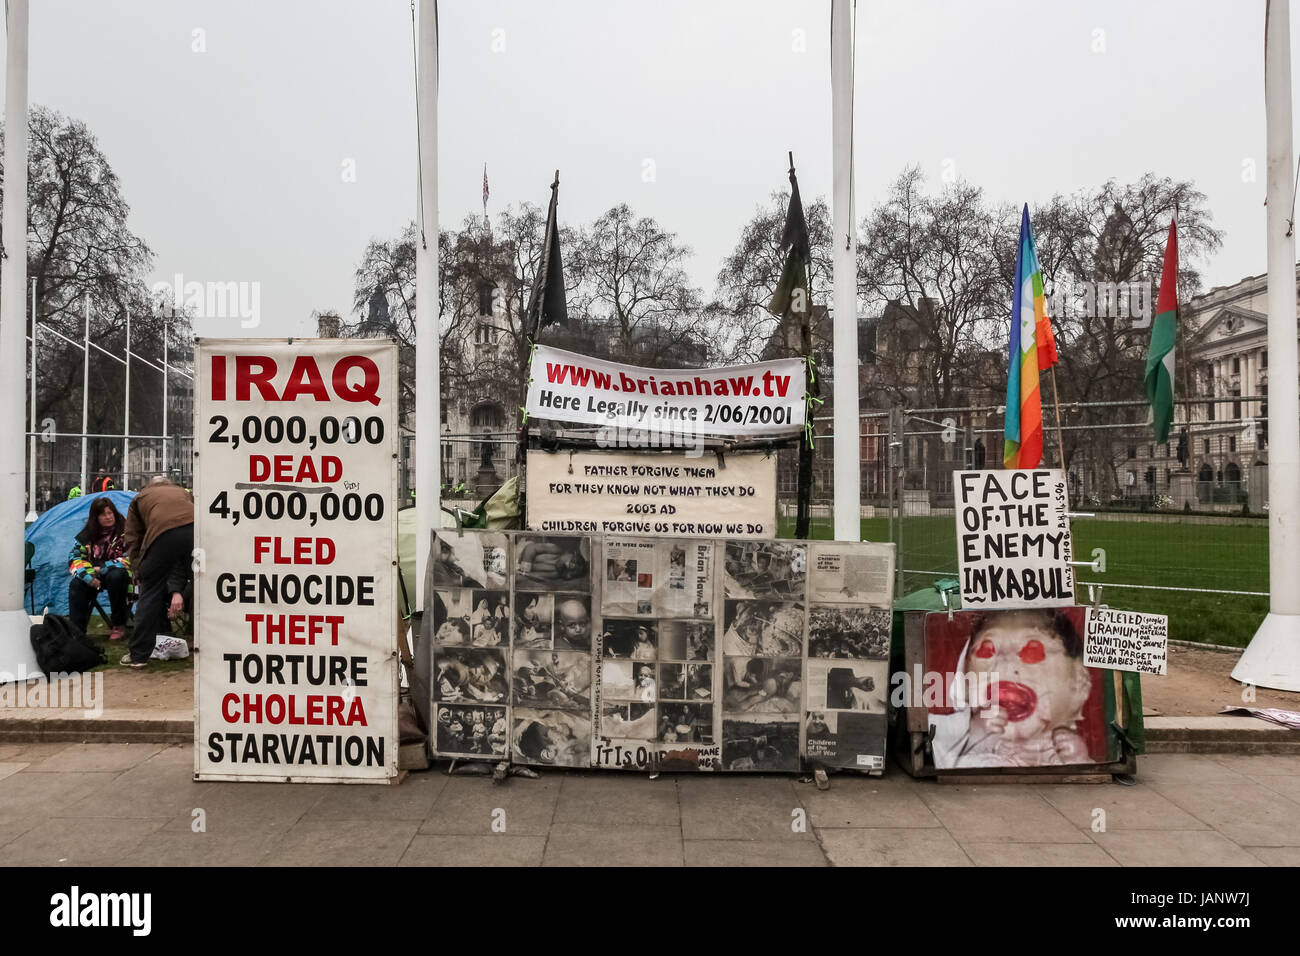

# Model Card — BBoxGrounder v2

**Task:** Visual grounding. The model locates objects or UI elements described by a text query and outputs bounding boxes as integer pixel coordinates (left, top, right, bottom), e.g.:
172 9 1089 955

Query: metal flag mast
414 0 440 607
1234 0 1300 691
830 0 861 541
0 0 36 677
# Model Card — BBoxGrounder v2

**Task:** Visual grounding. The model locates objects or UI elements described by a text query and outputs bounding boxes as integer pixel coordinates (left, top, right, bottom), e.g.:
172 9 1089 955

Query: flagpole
830 0 861 542
0 0 36 676
414 0 440 608
518 170 560 531
27 277 37 521
1049 364 1066 476
81 296 90 492
1235 0 1300 691
792 152 815 540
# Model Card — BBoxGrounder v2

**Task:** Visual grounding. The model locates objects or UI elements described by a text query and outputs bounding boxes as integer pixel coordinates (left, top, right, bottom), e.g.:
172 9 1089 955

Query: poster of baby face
924 608 1111 770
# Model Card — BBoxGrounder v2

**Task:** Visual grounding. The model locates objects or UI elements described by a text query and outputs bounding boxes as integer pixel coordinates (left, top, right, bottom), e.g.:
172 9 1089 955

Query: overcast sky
5 0 1294 338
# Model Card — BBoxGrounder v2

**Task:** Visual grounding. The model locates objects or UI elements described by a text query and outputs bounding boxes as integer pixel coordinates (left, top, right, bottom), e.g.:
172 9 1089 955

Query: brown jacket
125 484 194 568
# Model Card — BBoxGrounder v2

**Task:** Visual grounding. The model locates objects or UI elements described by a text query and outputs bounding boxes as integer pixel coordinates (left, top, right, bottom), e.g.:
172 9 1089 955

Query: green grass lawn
83 615 195 674
779 514 1269 647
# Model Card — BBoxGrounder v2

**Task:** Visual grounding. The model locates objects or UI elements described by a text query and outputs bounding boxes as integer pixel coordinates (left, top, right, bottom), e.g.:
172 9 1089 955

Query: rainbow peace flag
1003 204 1051 469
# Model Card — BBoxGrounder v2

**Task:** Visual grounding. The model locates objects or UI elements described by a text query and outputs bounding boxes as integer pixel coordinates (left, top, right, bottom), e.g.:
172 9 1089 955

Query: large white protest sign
953 469 1074 610
525 344 805 437
1084 608 1168 675
526 450 777 538
194 339 398 782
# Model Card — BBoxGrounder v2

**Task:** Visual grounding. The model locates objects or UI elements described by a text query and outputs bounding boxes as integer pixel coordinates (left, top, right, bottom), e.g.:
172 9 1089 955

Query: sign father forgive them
953 469 1075 610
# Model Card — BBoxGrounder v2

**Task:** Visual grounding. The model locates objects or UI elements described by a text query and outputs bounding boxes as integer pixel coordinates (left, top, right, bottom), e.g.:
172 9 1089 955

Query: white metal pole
1 0 36 672
26 276 36 520
414 0 440 607
80 294 89 492
831 0 861 542
124 305 131 490
161 313 169 477
1234 0 1300 690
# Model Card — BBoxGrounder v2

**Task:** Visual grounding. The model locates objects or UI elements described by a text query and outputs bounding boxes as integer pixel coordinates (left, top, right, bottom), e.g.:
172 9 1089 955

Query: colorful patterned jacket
68 532 130 584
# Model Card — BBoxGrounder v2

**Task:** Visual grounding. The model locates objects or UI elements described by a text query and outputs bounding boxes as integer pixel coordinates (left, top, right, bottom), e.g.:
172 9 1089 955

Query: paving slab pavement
0 745 1296 866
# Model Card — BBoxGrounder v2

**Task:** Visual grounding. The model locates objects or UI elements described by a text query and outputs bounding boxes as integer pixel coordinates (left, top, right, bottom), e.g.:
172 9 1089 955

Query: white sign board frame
526 449 778 538
194 338 399 783
525 344 805 437
1084 607 1169 675
953 468 1075 610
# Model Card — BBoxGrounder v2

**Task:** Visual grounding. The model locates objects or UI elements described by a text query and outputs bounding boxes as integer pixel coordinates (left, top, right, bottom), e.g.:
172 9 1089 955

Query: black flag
767 163 812 321
527 172 568 336
769 155 817 541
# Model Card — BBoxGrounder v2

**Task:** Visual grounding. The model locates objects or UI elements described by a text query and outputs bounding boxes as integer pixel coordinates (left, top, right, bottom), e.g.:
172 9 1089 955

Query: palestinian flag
1145 219 1178 444
1003 205 1046 469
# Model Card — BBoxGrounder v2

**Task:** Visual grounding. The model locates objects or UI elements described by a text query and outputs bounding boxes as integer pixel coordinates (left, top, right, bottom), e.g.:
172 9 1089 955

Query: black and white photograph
633 662 658 702
658 702 714 744
432 590 473 645
808 605 891 659
599 660 637 699
723 540 806 599
512 709 590 768
658 662 686 699
606 556 637 584
514 534 592 591
723 656 802 714
552 593 594 650
660 620 715 661
468 589 510 646
722 718 800 772
512 649 592 710
806 659 890 713
434 704 508 758
600 618 658 659
722 599 805 657
599 702 656 739
431 531 509 590
515 593 555 648
803 711 887 770
686 663 713 701
434 647 509 704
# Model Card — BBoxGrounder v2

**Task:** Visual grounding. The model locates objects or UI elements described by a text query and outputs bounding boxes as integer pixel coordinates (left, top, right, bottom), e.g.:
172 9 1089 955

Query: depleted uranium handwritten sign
526 450 777 538
525 344 805 437
194 338 398 783
954 469 1074 609
1084 608 1168 675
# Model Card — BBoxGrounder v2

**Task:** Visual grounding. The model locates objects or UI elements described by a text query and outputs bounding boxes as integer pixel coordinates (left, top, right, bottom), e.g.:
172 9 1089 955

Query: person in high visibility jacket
67 485 83 500
90 468 114 494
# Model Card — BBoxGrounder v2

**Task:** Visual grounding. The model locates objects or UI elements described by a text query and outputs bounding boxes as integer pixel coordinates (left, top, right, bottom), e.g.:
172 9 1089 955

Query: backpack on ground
29 614 106 676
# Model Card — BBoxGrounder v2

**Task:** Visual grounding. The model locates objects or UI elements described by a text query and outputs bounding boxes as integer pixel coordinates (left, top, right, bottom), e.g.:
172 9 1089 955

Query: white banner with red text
525 345 806 437
194 338 399 783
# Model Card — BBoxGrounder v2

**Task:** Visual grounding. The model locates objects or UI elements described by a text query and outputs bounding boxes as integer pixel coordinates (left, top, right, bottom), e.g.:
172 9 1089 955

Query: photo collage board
425 530 895 773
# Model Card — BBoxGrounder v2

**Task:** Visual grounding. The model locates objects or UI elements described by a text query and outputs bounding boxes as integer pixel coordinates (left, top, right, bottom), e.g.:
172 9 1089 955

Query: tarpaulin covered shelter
23 491 136 616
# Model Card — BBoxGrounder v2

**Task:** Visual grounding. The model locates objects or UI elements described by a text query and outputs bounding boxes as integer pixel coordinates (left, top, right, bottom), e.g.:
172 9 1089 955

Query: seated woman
68 497 131 641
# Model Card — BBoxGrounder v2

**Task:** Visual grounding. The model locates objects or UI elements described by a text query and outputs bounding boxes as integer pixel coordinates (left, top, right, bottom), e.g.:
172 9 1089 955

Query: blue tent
24 491 136 616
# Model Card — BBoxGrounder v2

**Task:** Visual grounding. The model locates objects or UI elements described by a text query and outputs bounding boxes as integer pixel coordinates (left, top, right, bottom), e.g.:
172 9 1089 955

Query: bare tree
1 106 187 486
1026 176 1222 487
713 190 833 364
568 204 707 367
345 205 553 422
858 166 1011 408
